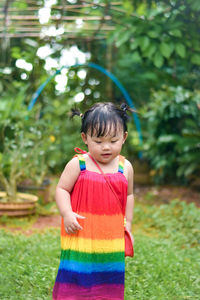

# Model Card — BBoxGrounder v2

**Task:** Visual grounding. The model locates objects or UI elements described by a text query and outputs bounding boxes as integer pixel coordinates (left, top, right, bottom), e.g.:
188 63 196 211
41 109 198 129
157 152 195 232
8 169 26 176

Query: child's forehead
89 125 124 138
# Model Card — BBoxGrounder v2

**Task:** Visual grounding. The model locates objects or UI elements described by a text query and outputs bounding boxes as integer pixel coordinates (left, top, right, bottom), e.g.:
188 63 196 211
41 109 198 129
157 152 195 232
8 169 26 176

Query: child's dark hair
71 102 137 137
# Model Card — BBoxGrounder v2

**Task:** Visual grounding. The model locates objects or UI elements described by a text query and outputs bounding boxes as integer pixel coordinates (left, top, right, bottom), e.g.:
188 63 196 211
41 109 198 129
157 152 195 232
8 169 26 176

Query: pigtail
120 103 138 114
70 108 84 119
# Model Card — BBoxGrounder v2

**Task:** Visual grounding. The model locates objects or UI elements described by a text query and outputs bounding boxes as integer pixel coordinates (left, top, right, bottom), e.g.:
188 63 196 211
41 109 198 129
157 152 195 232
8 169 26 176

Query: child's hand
63 212 85 234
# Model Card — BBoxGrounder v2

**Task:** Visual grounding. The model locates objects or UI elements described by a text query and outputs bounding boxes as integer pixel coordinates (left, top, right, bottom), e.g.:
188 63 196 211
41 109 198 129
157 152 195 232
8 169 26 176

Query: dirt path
0 215 61 235
32 215 61 228
135 184 200 207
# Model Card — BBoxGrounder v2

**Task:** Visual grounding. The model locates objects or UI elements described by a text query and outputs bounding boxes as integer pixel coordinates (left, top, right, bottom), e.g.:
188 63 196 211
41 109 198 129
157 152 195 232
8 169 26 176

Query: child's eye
95 141 101 144
111 140 117 143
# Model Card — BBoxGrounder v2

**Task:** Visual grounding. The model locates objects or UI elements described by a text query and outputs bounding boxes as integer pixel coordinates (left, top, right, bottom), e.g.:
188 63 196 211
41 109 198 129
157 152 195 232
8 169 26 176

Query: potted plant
0 119 49 216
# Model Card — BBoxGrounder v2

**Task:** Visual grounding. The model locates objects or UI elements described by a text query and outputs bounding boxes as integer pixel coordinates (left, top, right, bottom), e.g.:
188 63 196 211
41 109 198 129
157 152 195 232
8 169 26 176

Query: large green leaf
138 36 150 51
115 31 131 47
147 30 160 38
143 43 157 58
153 52 164 68
160 42 174 58
130 39 139 50
175 43 186 58
169 29 182 37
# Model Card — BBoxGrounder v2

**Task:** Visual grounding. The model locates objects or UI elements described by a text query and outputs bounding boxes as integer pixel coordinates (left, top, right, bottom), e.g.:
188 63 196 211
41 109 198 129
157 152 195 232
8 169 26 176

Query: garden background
0 0 199 299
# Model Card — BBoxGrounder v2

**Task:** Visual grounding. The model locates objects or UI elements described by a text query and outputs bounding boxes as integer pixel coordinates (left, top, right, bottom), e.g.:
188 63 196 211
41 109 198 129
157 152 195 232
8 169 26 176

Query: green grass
0 200 199 300
0 229 60 300
125 237 199 299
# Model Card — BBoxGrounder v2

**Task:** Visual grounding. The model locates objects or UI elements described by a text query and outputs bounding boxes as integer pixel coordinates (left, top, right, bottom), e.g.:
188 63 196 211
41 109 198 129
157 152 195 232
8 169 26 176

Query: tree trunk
7 177 17 202
0 174 17 202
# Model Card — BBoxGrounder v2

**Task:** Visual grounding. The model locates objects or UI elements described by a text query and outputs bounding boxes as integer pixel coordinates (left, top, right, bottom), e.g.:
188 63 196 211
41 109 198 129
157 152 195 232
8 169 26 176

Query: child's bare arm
56 157 85 234
125 161 134 233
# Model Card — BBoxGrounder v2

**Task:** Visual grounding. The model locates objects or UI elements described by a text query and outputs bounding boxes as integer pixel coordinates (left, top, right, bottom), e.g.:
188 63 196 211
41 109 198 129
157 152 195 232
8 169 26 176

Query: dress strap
118 155 125 174
74 148 87 171
74 154 86 171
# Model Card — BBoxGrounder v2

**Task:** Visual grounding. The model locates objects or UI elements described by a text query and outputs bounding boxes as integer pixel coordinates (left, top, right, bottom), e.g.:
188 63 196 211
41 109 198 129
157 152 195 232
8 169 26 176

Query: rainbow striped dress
53 154 127 300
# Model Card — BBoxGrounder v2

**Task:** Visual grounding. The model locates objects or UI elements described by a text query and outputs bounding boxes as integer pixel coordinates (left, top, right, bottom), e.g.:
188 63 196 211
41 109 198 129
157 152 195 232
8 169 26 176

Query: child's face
81 125 128 164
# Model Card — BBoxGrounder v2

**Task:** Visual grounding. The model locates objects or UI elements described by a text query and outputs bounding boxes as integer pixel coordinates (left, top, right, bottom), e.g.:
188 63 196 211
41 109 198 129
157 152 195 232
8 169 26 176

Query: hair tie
70 108 84 119
120 103 128 112
120 103 138 114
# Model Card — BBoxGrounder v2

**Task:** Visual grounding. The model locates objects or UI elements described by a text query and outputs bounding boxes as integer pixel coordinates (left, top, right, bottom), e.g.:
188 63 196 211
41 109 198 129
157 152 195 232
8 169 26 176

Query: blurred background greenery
0 0 200 188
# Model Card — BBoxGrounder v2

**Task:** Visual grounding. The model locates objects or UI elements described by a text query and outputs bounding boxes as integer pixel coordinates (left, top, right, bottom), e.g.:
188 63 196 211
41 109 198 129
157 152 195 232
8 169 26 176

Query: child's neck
86 155 119 174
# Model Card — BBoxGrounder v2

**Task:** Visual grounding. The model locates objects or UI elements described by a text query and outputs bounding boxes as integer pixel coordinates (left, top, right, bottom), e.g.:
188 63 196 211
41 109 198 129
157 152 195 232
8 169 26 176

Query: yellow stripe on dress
61 237 125 253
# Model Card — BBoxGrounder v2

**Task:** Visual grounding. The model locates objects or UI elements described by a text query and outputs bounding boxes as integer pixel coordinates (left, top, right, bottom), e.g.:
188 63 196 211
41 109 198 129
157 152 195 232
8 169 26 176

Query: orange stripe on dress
61 213 124 240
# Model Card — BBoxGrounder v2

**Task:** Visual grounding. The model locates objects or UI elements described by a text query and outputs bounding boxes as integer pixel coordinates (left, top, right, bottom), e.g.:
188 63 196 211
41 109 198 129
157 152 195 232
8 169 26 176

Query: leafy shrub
0 87 51 200
142 86 200 184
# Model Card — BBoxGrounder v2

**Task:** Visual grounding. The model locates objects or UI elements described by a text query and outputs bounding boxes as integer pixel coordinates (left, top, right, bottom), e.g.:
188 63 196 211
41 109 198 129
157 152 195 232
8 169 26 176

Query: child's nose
102 143 110 150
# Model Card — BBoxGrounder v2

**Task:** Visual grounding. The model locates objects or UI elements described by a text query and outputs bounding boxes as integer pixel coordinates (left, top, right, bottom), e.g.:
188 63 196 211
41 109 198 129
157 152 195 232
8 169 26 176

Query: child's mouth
101 153 111 157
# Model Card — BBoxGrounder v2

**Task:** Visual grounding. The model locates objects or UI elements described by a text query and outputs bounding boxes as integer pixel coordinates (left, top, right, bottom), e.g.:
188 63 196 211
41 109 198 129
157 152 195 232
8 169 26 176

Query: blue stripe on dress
59 259 125 273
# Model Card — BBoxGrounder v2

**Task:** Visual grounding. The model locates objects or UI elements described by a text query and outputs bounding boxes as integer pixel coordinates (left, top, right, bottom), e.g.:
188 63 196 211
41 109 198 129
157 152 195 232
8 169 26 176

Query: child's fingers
65 221 82 233
74 213 86 219
64 212 85 234
74 220 83 231
70 226 77 234
66 224 77 234
74 213 85 230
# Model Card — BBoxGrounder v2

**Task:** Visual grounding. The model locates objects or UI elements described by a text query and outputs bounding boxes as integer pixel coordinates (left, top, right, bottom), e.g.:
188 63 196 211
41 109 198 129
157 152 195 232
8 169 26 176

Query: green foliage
0 87 51 201
38 91 85 171
111 1 200 68
142 86 200 184
1 0 200 182
108 0 200 105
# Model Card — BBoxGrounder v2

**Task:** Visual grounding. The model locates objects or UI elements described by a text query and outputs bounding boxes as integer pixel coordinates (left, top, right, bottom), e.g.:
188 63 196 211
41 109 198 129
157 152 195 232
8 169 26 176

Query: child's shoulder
124 158 134 176
65 156 80 172
124 158 133 169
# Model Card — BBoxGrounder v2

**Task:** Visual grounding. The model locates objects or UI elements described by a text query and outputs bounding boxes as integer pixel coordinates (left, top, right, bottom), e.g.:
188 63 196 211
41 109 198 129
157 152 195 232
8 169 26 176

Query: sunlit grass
0 200 199 299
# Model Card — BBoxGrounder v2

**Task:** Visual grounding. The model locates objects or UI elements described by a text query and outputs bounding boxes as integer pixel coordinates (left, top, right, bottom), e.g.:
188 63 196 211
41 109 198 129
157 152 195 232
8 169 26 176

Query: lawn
0 200 199 300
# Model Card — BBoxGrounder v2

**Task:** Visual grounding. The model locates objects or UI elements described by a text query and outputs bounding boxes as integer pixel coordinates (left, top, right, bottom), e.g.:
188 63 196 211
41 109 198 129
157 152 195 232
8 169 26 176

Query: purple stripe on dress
53 283 124 300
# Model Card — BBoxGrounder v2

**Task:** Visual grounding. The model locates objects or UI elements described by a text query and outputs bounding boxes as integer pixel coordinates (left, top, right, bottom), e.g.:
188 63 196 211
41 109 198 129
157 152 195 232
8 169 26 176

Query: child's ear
123 131 128 144
81 132 87 145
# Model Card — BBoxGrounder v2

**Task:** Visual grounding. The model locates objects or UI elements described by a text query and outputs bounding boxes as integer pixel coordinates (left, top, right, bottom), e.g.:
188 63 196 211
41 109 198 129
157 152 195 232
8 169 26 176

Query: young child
53 102 134 300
